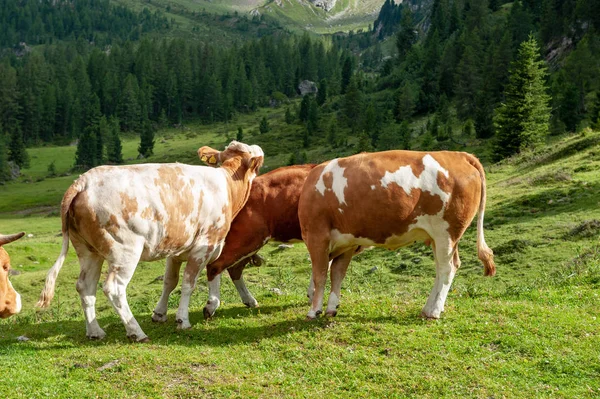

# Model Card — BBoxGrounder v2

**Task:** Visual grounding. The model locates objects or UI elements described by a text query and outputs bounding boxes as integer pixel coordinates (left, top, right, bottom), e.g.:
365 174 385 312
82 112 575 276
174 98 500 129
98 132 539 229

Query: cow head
0 232 25 319
198 141 264 178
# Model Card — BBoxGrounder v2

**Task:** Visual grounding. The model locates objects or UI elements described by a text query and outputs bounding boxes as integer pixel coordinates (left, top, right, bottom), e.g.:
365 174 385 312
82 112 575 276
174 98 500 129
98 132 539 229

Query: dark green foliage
341 57 353 94
395 6 416 62
138 121 155 158
494 36 551 160
8 130 29 168
75 128 97 171
374 0 403 39
259 116 270 134
344 78 362 133
0 134 9 181
316 79 327 106
237 127 244 142
356 132 372 153
107 118 123 165
327 120 338 147
307 100 319 134
47 161 57 177
285 107 294 125
299 96 310 123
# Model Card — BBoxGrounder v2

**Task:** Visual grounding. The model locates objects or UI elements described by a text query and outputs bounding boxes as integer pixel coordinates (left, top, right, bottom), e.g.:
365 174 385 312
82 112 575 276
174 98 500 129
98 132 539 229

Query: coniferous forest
0 0 600 176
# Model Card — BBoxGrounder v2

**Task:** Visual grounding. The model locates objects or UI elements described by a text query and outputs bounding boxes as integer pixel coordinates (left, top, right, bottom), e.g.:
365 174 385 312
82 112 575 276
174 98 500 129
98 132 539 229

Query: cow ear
198 146 220 166
247 155 264 174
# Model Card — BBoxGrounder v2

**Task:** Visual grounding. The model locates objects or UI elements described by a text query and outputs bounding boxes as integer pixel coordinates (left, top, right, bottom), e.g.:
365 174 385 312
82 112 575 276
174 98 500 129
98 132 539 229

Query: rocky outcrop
311 0 337 12
298 80 318 96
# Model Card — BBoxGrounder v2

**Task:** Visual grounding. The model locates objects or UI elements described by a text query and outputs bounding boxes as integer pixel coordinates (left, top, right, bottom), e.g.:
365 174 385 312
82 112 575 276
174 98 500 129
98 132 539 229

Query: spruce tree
344 77 362 133
259 116 270 134
237 126 244 141
285 107 294 124
138 120 155 158
493 36 551 160
75 128 97 170
8 129 30 168
299 95 310 123
316 79 327 106
107 117 123 165
0 133 9 181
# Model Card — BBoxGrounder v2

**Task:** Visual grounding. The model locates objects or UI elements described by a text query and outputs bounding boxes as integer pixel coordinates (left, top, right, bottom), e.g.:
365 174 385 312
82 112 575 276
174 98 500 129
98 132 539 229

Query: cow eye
1 263 8 272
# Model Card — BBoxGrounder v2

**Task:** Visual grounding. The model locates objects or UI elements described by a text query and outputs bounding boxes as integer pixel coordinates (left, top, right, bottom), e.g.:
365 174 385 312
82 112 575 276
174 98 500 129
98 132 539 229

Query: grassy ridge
1 130 600 397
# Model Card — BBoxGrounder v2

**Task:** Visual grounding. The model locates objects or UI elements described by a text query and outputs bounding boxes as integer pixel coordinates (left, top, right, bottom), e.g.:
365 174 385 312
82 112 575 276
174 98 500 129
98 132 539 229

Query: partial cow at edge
0 232 25 319
298 150 495 320
37 141 263 341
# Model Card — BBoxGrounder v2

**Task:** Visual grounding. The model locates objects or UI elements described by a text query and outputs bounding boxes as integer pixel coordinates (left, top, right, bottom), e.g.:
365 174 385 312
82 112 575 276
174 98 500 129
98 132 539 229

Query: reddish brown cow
153 164 317 319
0 232 25 319
298 150 495 319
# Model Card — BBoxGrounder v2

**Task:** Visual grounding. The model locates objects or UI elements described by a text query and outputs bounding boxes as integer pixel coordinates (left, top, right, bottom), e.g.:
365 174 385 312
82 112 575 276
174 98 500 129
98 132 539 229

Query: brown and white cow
298 150 495 319
0 232 25 319
37 141 263 341
157 163 317 319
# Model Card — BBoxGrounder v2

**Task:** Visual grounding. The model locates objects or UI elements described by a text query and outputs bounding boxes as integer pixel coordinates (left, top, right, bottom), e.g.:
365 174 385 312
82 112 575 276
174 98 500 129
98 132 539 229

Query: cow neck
221 157 253 220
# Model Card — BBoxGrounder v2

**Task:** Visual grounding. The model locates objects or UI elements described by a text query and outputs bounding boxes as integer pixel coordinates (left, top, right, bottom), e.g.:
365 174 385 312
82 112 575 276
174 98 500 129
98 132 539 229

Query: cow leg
103 244 148 342
176 256 206 330
422 241 456 319
203 273 222 319
325 249 354 317
228 263 259 308
152 257 183 323
307 271 315 305
306 241 330 320
75 252 105 340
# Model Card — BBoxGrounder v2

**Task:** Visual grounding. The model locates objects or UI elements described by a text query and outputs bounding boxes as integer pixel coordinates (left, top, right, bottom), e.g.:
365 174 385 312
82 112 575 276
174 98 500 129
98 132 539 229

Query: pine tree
237 126 244 141
8 129 30 168
494 36 551 160
396 6 416 62
75 128 97 170
299 95 311 123
0 133 9 181
308 99 319 133
316 79 327 106
259 116 270 134
138 120 155 158
341 57 353 94
344 77 362 133
285 107 294 124
107 117 123 165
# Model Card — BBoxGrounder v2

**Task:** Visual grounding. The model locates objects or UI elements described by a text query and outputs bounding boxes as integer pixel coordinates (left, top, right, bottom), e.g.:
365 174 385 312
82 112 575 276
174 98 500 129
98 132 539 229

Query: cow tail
469 155 496 277
37 179 84 308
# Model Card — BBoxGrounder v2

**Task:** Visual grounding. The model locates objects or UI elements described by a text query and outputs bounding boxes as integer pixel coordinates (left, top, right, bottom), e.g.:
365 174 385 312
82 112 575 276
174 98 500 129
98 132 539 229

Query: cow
37 141 264 341
298 150 496 320
0 232 25 319
156 163 318 320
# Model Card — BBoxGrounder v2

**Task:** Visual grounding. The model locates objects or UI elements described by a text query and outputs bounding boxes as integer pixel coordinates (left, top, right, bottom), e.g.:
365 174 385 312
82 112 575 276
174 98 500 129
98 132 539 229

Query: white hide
380 154 450 204
315 159 348 205
82 163 230 261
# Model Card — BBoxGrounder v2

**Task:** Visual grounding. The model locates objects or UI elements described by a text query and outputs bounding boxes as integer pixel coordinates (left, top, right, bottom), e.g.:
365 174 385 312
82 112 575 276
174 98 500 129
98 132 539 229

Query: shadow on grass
0 301 425 351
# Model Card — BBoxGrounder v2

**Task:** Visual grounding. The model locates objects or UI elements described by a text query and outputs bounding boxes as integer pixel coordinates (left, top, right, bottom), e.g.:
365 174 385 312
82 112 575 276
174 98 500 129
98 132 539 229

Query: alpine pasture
1 122 600 398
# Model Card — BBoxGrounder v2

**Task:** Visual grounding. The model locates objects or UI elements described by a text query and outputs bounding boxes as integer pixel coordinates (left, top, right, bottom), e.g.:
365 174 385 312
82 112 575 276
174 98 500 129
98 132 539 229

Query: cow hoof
87 333 106 341
128 334 150 343
203 307 215 319
420 310 440 320
176 319 192 330
243 300 259 308
325 310 337 317
152 312 167 323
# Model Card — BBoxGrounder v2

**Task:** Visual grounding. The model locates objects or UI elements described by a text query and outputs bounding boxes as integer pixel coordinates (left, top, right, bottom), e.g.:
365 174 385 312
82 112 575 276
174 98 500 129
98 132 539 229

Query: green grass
2 126 600 397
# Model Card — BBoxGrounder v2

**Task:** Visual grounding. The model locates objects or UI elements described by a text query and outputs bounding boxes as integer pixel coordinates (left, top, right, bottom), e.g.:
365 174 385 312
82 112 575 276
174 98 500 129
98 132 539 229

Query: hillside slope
1 129 599 398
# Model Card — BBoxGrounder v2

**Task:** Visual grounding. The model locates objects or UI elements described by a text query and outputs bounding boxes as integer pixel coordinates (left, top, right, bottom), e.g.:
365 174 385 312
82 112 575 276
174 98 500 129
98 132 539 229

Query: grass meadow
1 123 600 397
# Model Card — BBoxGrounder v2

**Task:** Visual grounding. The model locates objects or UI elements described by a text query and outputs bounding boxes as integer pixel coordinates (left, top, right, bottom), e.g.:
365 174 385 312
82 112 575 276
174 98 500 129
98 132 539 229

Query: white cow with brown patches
299 150 495 320
37 141 263 341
